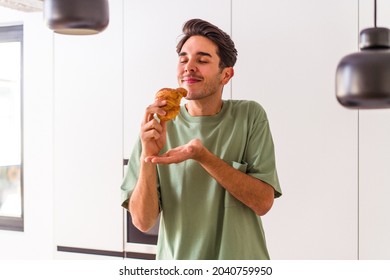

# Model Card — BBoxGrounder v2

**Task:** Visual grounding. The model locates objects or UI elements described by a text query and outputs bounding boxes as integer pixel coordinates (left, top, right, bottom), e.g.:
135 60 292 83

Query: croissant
155 87 187 121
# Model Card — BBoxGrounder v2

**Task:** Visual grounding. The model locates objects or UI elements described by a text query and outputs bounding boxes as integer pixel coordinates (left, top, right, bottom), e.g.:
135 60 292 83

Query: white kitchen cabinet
232 0 359 259
359 110 390 259
359 0 390 260
53 0 124 255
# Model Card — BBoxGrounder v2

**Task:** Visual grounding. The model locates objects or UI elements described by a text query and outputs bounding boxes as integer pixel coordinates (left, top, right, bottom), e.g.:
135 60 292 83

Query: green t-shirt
121 99 282 260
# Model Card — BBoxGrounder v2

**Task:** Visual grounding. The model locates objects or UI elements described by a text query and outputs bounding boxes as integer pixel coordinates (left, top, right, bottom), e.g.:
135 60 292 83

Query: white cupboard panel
233 0 359 259
53 0 124 252
359 110 390 259
359 0 390 260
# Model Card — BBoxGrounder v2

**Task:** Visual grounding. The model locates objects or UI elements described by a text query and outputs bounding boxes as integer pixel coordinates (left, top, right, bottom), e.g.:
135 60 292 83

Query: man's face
177 35 225 100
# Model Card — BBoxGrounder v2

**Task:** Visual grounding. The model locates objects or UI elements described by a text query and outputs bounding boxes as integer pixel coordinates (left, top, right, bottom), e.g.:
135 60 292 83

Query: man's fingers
143 100 167 124
143 119 163 133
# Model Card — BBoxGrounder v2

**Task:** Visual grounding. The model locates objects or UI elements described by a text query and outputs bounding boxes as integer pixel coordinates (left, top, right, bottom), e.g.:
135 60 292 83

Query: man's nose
185 60 196 72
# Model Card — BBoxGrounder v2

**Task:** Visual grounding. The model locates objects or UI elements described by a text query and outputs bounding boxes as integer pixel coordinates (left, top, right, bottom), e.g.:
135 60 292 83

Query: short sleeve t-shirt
121 99 282 260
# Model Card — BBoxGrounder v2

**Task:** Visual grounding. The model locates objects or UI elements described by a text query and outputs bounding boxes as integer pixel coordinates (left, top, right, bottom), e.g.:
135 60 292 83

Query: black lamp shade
336 27 390 109
44 0 109 35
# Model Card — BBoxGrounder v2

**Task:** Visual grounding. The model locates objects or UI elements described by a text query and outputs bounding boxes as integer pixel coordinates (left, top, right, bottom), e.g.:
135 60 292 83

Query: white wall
1 0 390 260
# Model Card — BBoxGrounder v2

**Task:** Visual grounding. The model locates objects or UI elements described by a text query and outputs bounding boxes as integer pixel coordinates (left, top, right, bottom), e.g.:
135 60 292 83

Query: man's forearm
129 160 160 232
196 146 275 216
143 139 275 216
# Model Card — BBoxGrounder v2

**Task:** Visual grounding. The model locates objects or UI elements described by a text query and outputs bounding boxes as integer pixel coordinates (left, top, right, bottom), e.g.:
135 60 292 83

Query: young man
121 18 282 260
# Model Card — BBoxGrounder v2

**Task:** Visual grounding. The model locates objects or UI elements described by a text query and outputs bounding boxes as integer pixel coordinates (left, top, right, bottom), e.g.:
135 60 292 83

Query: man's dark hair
176 18 238 69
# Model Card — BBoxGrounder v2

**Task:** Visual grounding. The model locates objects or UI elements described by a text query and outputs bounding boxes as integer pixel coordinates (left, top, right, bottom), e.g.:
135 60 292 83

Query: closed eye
178 51 212 64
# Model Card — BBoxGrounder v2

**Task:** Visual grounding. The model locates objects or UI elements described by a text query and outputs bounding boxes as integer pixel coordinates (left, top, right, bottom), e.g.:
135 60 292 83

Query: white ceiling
0 0 43 12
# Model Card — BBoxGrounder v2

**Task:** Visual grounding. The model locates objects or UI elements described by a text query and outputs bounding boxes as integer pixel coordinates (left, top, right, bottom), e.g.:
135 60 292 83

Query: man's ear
221 67 234 85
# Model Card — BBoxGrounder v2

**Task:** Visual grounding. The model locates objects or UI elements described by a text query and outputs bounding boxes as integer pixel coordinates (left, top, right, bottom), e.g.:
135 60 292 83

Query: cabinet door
123 0 231 256
233 0 359 259
53 0 124 254
359 0 390 260
359 110 390 259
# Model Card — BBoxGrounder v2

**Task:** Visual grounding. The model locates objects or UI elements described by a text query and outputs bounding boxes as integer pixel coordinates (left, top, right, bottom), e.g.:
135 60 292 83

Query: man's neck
185 98 223 117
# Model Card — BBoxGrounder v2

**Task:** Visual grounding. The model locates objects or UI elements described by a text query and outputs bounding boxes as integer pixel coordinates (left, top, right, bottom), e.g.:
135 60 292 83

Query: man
121 18 282 260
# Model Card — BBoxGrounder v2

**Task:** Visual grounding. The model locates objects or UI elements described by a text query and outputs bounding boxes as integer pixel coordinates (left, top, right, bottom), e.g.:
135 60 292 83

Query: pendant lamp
44 0 109 35
336 0 390 109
